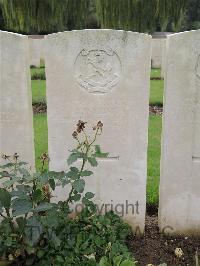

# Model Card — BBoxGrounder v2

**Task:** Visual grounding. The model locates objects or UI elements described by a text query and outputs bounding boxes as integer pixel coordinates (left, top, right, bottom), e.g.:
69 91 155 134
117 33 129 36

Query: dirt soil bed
149 106 163 115
128 215 200 266
32 102 47 114
150 77 164 80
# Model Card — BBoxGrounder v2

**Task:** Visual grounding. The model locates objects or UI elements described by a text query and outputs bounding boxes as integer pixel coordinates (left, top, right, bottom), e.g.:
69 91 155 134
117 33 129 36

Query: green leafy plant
0 121 136 265
99 255 136 266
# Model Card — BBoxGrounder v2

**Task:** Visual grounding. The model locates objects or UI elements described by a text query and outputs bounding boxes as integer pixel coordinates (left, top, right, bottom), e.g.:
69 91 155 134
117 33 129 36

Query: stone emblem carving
74 47 121 93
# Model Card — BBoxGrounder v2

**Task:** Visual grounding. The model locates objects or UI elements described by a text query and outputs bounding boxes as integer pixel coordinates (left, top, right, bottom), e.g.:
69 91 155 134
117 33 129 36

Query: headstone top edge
0 30 27 39
167 29 200 39
44 29 151 40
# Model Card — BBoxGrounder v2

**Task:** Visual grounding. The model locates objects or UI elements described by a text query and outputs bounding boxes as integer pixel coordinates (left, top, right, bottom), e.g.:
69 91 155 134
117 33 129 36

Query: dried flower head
76 120 87 133
97 121 103 130
42 184 50 195
40 153 49 162
42 184 52 200
72 131 78 139
1 154 10 160
13 153 19 160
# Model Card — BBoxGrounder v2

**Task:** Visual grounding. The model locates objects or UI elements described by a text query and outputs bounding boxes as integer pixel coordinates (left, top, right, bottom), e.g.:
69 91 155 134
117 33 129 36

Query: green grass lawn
32 80 46 103
150 80 164 106
32 67 163 206
33 114 48 171
151 68 161 78
147 115 162 206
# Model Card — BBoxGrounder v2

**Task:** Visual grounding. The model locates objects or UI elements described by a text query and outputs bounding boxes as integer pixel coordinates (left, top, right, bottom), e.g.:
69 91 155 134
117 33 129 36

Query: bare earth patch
32 102 47 114
149 106 163 115
127 215 200 266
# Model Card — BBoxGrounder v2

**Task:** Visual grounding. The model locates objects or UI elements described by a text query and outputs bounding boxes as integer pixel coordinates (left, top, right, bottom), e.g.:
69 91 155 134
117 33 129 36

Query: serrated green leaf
72 179 85 193
39 173 49 185
11 185 31 200
94 145 109 158
16 217 26 229
49 178 55 190
82 197 90 205
96 152 109 158
40 211 59 228
0 201 3 213
85 192 95 199
113 255 123 266
49 171 64 179
34 202 53 212
0 163 15 169
88 157 98 167
25 216 42 245
12 199 32 216
95 145 101 153
120 260 136 266
70 167 79 173
51 232 61 247
18 162 28 166
3 179 15 188
80 170 93 177
82 197 96 212
0 171 10 178
99 256 110 266
61 179 70 187
0 188 11 209
66 169 79 180
67 153 79 165
18 168 30 177
32 189 43 203
71 193 81 202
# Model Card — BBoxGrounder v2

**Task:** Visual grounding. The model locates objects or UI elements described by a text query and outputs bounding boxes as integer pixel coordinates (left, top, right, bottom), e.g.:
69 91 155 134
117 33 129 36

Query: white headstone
161 41 166 78
45 30 151 233
28 36 44 67
159 30 200 235
151 38 165 68
0 31 35 169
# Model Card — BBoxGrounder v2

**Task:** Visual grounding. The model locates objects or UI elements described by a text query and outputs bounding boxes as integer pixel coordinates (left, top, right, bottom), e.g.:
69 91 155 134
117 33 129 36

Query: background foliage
0 0 90 33
181 0 200 30
96 0 187 32
0 0 199 34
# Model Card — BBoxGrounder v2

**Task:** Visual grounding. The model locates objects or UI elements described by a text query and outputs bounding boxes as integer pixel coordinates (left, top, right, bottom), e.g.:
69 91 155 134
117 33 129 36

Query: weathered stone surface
159 30 200 235
45 30 151 233
0 31 35 169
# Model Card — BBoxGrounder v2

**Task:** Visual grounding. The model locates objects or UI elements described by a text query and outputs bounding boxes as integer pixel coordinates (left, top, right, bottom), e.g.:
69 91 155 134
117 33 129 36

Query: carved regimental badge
74 47 121 93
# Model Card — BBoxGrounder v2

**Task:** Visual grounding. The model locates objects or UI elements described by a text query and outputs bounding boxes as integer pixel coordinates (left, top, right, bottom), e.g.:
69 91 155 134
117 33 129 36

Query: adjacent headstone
161 42 166 78
45 30 151 233
151 38 165 68
159 30 200 235
28 35 44 67
0 31 35 169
